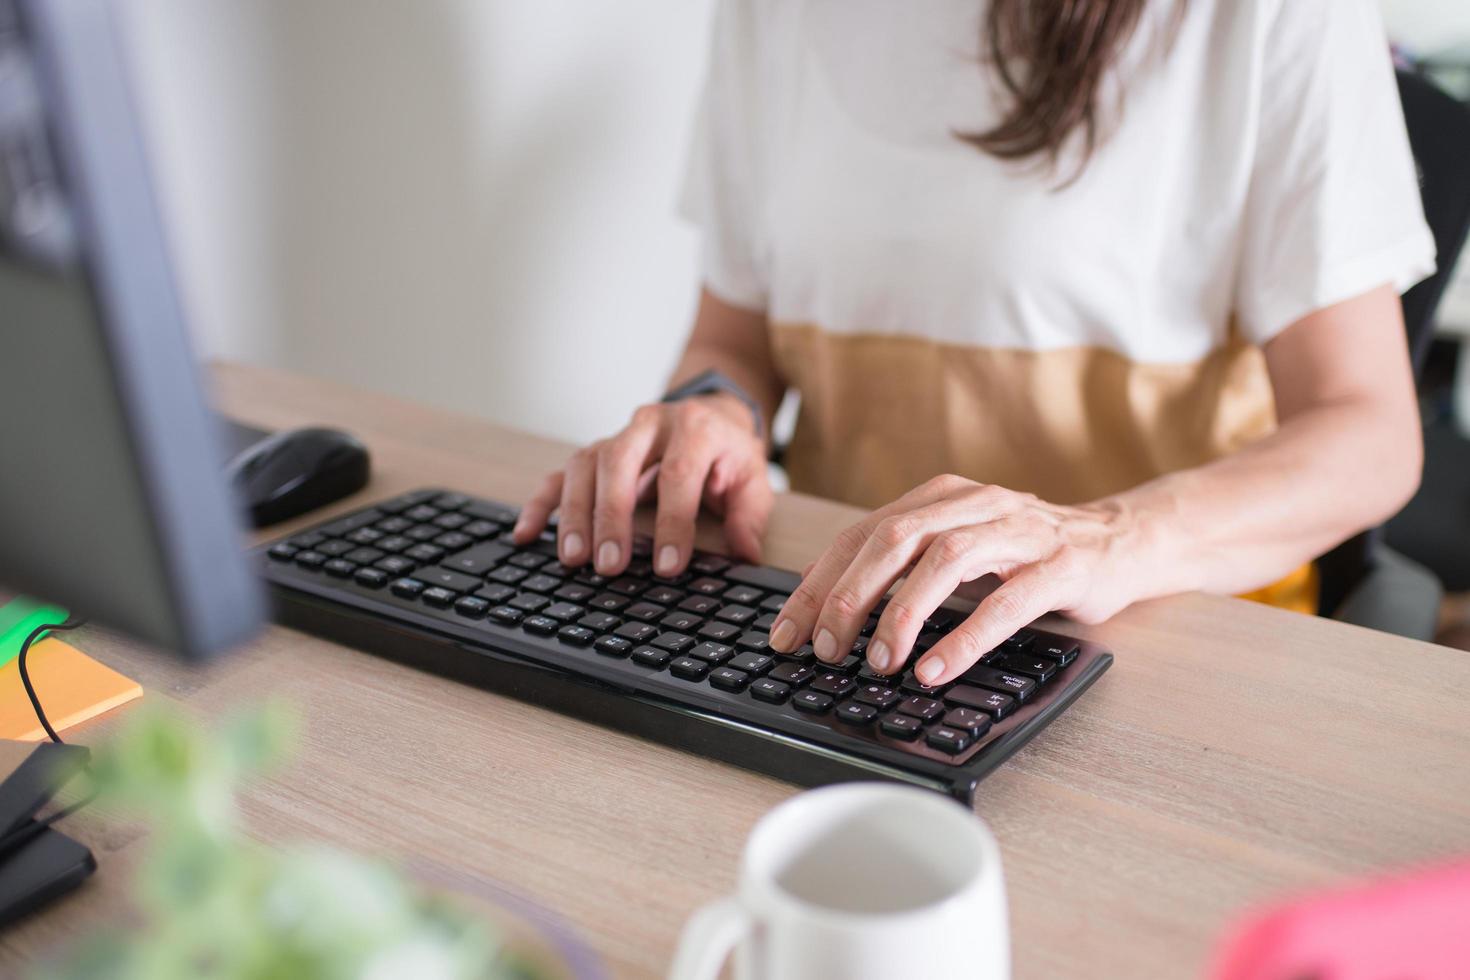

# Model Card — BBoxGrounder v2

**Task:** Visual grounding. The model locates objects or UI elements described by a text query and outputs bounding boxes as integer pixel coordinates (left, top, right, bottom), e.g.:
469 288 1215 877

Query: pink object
1210 859 1470 980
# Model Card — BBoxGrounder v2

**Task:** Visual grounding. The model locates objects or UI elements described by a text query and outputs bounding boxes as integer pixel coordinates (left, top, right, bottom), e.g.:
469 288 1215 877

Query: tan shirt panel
772 323 1278 509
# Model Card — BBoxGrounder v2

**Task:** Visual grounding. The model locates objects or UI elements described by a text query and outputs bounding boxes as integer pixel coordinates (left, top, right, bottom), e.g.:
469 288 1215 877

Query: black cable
15 617 84 744
0 786 97 860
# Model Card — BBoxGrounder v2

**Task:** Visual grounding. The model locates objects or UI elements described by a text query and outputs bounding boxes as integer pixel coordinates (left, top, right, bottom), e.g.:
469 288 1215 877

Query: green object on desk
0 597 69 670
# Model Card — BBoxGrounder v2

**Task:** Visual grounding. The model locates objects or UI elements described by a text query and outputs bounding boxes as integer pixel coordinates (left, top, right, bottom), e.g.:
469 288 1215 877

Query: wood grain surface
3 362 1468 979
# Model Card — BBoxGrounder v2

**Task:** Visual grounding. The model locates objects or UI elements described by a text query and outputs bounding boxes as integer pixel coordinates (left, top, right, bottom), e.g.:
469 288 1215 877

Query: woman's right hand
512 392 773 578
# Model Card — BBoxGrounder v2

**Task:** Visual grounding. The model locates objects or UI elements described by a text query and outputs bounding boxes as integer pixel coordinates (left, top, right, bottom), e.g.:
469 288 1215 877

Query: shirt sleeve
678 0 770 311
1234 0 1437 345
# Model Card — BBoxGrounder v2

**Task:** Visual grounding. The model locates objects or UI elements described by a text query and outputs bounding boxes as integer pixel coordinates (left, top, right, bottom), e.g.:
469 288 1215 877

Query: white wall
125 0 716 446
122 1 1469 446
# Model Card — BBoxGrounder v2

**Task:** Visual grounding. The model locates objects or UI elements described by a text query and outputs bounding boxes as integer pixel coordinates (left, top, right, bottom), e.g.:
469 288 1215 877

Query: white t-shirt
680 0 1437 512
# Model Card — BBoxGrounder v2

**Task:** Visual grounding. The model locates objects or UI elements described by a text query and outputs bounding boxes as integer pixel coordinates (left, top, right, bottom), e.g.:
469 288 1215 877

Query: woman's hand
767 475 1148 685
512 393 772 578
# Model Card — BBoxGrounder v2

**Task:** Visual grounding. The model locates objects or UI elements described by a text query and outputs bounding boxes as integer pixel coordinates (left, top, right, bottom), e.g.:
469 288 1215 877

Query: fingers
914 564 1058 686
591 419 662 575
513 470 565 544
556 447 597 565
718 462 773 563
868 522 1033 675
651 425 718 577
768 478 979 657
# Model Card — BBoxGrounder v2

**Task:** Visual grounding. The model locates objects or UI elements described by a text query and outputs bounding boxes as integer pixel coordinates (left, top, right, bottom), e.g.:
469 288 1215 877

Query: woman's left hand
766 474 1150 685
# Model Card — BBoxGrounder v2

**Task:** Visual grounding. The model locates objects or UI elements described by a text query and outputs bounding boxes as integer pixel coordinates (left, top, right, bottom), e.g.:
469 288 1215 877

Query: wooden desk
5 362 1470 978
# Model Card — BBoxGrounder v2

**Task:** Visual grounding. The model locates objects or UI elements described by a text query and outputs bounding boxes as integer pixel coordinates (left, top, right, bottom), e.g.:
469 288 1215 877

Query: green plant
42 703 534 980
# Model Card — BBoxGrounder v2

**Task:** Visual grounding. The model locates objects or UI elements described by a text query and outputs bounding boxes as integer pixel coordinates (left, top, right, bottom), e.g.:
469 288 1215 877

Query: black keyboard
258 489 1112 802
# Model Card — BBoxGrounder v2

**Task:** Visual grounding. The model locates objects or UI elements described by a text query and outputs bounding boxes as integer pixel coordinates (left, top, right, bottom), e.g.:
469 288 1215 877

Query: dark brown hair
963 0 1150 175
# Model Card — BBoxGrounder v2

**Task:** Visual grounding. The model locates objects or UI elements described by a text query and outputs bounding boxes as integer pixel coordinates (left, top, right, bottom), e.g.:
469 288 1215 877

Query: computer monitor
0 0 263 658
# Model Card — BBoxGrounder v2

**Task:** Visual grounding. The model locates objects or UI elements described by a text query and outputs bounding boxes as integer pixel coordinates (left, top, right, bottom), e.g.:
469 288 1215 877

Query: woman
513 0 1435 687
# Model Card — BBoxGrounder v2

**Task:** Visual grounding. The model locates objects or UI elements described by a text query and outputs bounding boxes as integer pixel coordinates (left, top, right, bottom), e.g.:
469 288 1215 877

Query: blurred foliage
38 703 539 980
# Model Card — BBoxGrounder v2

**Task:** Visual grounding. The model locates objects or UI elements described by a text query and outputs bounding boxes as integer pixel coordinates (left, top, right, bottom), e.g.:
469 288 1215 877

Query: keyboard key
942 708 992 738
390 577 426 598
404 504 440 522
698 620 742 642
289 531 327 548
557 624 596 646
267 543 299 562
832 655 862 675
422 586 457 608
317 539 355 557
914 631 944 651
853 685 900 710
373 516 413 534
404 524 441 542
753 612 778 631
777 644 816 665
759 594 787 613
880 714 924 740
441 542 512 574
736 632 771 654
856 665 897 688
474 583 517 604
453 595 490 618
522 615 560 636
462 501 518 524
957 666 1037 701
849 636 870 657
749 678 793 704
418 568 483 593
723 585 763 605
594 635 633 658
986 652 1056 682
835 702 879 725
374 555 417 576
324 558 357 578
945 686 1017 718
631 645 673 669
343 547 385 564
578 611 621 632
728 652 774 676
431 492 471 510
689 577 726 595
375 535 412 553
690 642 735 665
321 509 385 536
690 554 731 575
1004 630 1037 652
625 602 667 622
608 577 648 596
589 592 630 612
811 673 856 698
543 602 585 622
652 632 695 653
899 675 948 697
715 603 758 625
1035 638 1080 665
486 605 524 625
725 564 801 592
462 519 500 540
488 566 530 585
573 569 610 587
614 621 658 643
925 726 972 754
897 696 944 721
555 583 597 603
510 593 550 612
644 586 684 605
792 691 835 714
353 567 389 589
669 657 710 681
346 527 384 545
768 662 816 687
660 610 704 632
709 667 752 692
519 573 560 593
678 595 722 615
406 543 446 563
376 489 439 514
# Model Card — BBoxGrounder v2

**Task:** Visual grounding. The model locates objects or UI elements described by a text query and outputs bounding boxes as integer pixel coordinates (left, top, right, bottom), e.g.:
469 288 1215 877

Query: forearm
1099 398 1421 602
667 288 786 435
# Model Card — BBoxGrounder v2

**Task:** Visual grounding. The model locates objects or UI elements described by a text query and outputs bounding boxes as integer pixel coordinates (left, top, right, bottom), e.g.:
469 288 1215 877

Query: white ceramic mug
668 783 1009 980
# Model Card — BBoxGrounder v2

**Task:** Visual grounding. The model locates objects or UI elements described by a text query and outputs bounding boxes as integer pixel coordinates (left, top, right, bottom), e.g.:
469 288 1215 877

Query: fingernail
770 619 796 651
916 657 943 685
814 628 837 663
868 638 891 673
656 545 680 576
597 540 621 571
563 532 585 561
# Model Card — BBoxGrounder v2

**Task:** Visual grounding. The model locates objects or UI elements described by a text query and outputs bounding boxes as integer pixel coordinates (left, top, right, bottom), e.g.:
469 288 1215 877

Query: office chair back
1316 68 1470 617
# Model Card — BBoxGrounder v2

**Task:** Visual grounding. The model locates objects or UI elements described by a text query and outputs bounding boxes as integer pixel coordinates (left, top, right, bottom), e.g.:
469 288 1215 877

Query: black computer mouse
228 427 370 528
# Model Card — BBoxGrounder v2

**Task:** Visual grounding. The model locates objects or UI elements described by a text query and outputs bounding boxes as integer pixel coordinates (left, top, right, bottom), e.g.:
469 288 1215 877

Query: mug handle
668 897 751 980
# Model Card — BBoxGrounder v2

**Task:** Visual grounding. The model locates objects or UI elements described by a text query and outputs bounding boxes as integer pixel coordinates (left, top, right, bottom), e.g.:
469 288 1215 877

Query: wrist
663 368 765 439
1084 485 1202 603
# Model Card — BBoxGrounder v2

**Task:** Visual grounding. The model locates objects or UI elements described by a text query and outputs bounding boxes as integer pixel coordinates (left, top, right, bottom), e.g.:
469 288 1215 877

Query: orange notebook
0 637 142 741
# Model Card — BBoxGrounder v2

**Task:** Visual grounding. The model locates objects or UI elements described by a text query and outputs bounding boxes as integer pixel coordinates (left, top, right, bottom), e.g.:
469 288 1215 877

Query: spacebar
724 564 801 593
